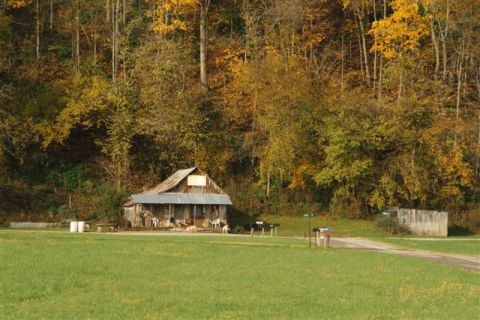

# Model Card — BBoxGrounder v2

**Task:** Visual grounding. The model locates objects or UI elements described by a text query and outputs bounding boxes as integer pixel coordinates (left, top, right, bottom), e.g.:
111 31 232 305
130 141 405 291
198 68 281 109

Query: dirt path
330 237 480 273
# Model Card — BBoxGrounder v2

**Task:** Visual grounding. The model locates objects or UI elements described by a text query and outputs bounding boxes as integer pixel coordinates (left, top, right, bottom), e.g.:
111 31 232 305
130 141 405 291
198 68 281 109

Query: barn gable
141 167 226 195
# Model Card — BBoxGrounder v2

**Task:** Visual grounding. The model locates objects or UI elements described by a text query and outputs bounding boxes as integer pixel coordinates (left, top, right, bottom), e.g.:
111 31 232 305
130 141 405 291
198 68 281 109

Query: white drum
77 221 85 233
70 221 78 233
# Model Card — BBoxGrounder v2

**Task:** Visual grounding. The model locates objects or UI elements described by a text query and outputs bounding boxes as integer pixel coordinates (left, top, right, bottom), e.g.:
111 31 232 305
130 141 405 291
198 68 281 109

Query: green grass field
374 238 480 255
0 232 479 319
248 214 385 237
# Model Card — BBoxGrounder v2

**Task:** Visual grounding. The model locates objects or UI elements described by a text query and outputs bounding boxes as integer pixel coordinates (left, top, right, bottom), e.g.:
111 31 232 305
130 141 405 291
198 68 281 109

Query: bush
229 225 244 234
376 215 409 235
93 183 127 223
449 209 480 234
330 193 366 219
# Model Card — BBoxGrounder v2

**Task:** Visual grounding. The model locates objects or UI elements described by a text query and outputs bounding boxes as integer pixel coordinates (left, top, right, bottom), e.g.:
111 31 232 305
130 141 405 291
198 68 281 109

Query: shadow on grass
227 207 262 232
448 225 475 236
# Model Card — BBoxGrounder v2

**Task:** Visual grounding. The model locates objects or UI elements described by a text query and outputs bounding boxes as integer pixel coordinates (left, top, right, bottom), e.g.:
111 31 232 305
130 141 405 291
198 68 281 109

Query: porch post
193 205 196 226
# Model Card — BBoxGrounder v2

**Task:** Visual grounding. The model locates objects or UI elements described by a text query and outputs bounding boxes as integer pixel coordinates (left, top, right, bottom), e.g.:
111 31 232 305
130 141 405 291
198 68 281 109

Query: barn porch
125 202 228 229
123 167 232 230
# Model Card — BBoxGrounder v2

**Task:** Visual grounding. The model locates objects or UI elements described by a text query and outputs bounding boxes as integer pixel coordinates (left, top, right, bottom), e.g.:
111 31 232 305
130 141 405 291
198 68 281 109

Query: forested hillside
0 0 479 224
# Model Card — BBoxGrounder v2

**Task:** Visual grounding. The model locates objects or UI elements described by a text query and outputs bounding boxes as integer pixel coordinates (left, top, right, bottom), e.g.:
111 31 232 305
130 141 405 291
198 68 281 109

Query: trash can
77 221 85 233
70 221 78 233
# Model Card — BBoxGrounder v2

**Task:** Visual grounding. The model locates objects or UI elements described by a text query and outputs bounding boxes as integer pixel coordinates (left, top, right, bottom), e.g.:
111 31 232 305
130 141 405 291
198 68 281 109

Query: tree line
0 0 479 220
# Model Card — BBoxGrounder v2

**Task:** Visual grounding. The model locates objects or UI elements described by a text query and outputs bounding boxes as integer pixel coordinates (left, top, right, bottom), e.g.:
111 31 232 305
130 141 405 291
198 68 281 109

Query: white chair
210 218 221 228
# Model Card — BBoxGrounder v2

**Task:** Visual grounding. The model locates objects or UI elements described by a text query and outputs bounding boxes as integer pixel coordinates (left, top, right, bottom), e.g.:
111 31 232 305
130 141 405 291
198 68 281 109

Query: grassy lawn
249 214 385 237
1 232 479 319
374 238 480 255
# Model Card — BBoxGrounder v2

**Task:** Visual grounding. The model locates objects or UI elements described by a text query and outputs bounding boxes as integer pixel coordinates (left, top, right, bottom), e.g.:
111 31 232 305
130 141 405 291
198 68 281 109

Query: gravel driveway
330 237 480 273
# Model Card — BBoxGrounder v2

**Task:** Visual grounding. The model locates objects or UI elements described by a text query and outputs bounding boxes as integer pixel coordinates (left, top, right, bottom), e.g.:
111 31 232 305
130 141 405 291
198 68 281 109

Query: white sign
187 175 207 186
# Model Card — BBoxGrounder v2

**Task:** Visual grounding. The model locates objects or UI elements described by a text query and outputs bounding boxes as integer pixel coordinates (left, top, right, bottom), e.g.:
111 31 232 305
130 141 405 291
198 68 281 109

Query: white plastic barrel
70 221 78 233
77 221 85 233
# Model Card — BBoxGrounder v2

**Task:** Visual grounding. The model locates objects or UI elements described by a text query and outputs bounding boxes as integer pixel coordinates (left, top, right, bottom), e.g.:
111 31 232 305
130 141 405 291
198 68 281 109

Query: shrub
376 215 409 235
449 209 480 234
93 183 127 223
230 225 244 234
330 193 366 219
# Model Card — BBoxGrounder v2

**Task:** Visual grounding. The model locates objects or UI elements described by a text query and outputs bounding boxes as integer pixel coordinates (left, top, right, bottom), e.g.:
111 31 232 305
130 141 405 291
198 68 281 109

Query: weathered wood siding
172 172 223 194
397 208 448 237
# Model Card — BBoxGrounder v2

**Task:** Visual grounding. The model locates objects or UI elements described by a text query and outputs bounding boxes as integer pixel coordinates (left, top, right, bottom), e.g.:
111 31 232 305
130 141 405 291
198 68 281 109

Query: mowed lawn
0 232 479 319
374 238 480 255
255 215 384 237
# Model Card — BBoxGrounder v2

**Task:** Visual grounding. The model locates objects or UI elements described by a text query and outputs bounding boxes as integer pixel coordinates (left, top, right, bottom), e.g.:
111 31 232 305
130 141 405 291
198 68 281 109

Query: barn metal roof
132 193 233 205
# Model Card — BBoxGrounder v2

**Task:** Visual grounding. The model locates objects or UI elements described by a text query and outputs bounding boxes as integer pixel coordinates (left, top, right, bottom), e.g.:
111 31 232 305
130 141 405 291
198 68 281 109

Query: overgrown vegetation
1 1 479 223
375 215 410 235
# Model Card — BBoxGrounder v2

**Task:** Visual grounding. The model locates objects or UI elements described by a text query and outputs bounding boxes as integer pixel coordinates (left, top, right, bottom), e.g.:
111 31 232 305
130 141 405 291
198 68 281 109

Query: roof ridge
142 167 198 194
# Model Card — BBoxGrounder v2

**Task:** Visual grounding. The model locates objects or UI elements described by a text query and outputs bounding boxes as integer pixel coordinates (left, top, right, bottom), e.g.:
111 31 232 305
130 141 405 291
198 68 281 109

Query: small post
193 205 196 227
250 227 254 237
304 213 315 248
315 230 319 247
309 216 311 248
255 221 263 237
270 227 273 237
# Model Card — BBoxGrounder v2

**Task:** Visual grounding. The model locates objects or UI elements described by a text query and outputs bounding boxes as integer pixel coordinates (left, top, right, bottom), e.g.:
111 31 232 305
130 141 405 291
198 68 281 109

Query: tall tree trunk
476 114 480 177
122 0 126 24
440 32 447 83
431 21 441 111
75 0 80 74
93 8 97 65
411 145 416 173
266 171 271 199
378 55 383 100
354 14 364 82
50 0 53 30
454 52 465 149
397 68 403 105
438 0 450 83
106 0 110 22
115 0 120 79
341 25 344 93
111 1 116 83
372 0 378 93
431 23 440 78
199 1 210 93
36 0 40 63
356 9 370 85
378 0 386 100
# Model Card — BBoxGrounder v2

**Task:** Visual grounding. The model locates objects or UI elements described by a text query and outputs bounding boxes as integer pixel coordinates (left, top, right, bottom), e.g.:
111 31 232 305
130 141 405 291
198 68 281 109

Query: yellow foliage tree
151 0 200 34
5 0 31 8
370 0 430 58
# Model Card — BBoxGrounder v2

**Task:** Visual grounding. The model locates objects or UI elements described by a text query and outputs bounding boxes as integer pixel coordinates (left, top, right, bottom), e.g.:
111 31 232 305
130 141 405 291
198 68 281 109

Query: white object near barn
70 221 78 233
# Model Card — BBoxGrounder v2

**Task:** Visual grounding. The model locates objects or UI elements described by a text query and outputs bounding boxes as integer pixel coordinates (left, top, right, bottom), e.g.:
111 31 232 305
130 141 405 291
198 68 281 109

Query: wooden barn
123 167 232 228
